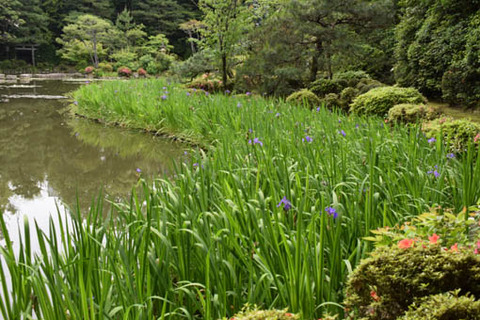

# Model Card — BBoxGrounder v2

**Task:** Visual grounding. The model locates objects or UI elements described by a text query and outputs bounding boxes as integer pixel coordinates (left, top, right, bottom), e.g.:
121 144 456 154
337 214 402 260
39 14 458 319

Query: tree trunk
310 40 322 82
92 31 99 68
222 53 227 90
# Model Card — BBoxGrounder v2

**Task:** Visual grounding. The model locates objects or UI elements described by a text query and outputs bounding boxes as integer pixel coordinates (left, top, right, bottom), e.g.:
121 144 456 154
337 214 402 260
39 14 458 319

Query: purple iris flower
248 137 263 146
237 102 242 108
136 168 141 173
303 135 313 143
277 196 292 211
316 107 321 112
161 95 167 100
339 130 346 137
186 92 191 96
225 90 231 94
275 112 281 117
325 206 338 219
447 153 455 159
428 137 436 144
246 92 251 96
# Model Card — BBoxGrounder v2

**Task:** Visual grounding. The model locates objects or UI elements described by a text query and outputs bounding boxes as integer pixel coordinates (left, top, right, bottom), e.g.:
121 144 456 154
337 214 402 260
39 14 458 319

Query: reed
1 79 479 319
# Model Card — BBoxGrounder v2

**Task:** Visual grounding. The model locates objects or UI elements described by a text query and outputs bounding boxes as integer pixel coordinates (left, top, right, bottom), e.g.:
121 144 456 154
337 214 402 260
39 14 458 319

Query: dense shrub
340 87 360 106
84 66 94 74
356 78 385 94
286 89 321 107
333 71 370 87
321 93 342 109
399 292 480 320
344 245 480 320
117 66 132 77
98 62 113 73
111 50 139 70
422 118 480 152
387 104 440 124
309 78 344 97
441 60 480 108
350 86 427 116
225 306 299 320
187 74 223 92
137 68 147 77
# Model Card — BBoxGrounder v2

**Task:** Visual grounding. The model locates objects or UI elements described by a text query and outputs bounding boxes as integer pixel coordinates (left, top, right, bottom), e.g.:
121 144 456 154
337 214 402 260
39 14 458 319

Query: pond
0 79 185 245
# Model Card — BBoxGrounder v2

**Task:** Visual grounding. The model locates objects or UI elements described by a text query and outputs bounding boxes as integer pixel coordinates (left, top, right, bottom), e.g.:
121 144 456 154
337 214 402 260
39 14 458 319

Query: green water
0 79 185 240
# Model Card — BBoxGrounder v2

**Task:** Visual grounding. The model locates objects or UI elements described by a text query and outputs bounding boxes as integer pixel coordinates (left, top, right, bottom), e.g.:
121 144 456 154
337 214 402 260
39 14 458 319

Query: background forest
2 0 480 106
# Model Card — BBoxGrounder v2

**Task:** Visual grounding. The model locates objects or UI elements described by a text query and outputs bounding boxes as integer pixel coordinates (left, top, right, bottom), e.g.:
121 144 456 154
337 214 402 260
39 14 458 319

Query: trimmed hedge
356 78 385 94
387 104 441 124
350 87 427 116
344 245 480 320
285 89 321 108
399 292 480 320
309 79 344 97
334 70 371 87
422 118 480 152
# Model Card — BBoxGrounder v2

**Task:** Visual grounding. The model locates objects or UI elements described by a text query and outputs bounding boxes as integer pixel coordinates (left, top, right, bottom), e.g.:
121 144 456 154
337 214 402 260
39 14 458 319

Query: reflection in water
0 80 185 240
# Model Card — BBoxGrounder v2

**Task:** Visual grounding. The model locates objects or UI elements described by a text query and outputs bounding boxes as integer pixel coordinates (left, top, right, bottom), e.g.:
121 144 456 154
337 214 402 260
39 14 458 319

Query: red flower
398 238 414 249
450 243 459 252
428 233 440 244
370 290 380 301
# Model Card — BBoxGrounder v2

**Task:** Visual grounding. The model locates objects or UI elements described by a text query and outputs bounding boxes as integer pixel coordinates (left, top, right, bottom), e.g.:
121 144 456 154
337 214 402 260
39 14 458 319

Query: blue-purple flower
161 95 167 100
428 137 436 144
447 153 455 159
339 130 346 137
303 135 313 143
246 92 251 96
186 92 191 96
277 196 292 211
237 102 242 108
225 90 231 94
427 165 440 178
136 168 142 173
275 112 281 118
325 206 338 219
316 107 321 112
248 137 263 146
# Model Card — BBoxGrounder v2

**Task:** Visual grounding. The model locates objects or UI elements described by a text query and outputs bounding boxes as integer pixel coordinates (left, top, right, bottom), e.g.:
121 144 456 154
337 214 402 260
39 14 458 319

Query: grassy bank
2 79 480 319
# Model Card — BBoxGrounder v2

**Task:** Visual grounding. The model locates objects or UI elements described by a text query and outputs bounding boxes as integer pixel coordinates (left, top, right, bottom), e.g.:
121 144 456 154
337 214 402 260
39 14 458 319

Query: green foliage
97 62 113 73
340 87 360 106
321 93 342 110
399 292 480 320
187 74 223 92
344 245 480 320
111 50 139 70
387 104 440 124
355 78 385 94
422 118 480 152
333 71 370 87
442 60 480 108
350 86 427 116
309 79 344 97
285 89 321 108
225 305 299 320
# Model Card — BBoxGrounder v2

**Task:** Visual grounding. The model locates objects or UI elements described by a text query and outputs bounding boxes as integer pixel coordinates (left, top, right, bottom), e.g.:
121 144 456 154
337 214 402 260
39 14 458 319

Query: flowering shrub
84 66 94 74
187 73 223 92
117 66 132 77
344 245 480 320
286 89 321 108
422 117 480 152
137 68 147 77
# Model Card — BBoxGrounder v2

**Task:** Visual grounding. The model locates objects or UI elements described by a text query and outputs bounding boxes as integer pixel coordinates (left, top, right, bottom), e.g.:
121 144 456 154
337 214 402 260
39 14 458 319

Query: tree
288 0 392 81
199 0 251 89
0 0 22 50
57 14 113 68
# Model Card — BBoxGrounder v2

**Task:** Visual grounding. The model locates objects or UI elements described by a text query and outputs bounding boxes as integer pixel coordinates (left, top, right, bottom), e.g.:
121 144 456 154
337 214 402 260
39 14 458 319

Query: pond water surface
0 79 185 245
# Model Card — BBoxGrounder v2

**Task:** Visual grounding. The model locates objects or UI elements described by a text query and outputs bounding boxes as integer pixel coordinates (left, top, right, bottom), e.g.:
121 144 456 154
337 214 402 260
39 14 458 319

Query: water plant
2 78 480 319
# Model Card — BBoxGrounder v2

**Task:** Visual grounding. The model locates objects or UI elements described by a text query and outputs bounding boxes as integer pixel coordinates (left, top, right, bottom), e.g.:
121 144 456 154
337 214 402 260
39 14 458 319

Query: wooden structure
14 44 39 67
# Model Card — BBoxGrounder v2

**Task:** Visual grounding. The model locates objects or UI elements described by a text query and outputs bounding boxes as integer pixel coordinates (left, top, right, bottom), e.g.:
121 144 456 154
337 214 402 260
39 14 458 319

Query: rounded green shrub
226 305 299 320
350 86 427 116
286 89 321 108
399 292 480 320
340 87 360 106
387 104 441 124
422 118 480 152
333 70 370 87
187 74 224 92
98 62 113 73
321 93 342 109
309 78 344 97
356 78 385 94
344 245 480 320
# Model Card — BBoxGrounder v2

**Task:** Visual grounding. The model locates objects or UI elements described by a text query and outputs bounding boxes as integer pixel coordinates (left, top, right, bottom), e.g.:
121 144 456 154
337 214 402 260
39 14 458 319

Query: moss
422 118 480 152
399 292 480 320
344 245 480 320
350 86 427 116
387 104 441 124
286 89 321 108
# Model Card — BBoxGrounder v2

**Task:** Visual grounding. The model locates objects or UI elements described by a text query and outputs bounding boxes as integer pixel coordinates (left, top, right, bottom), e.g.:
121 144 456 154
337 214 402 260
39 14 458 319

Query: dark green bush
441 60 480 108
350 86 427 116
387 104 441 124
309 78 344 97
340 87 360 106
344 245 480 320
355 78 385 94
321 93 342 109
399 292 480 320
286 89 321 108
333 71 370 87
422 118 480 152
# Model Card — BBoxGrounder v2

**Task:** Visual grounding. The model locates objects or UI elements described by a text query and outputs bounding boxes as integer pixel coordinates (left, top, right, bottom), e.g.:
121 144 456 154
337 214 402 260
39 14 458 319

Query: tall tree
199 0 251 89
0 0 22 48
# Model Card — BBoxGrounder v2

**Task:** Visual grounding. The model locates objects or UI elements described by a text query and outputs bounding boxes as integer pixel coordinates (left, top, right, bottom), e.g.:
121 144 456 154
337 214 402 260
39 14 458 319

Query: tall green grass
1 78 480 319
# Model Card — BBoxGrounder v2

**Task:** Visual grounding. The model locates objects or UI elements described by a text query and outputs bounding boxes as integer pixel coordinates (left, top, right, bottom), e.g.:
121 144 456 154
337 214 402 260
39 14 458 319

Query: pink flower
450 243 458 252
475 133 480 143
428 234 440 244
398 239 414 249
